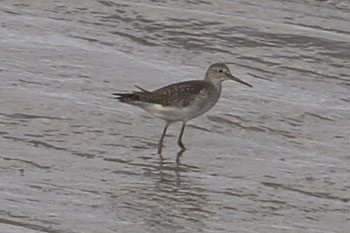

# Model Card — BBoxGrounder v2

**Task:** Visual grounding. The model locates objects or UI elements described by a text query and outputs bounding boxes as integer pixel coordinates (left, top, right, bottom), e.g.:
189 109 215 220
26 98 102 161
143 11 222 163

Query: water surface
1 0 349 232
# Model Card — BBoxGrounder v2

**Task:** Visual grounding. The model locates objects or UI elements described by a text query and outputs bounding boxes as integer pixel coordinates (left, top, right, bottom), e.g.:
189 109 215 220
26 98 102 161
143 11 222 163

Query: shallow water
1 0 350 232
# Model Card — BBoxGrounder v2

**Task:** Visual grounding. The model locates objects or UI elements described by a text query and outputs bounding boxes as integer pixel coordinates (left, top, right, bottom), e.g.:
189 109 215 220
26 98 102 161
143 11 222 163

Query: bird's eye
218 69 223 73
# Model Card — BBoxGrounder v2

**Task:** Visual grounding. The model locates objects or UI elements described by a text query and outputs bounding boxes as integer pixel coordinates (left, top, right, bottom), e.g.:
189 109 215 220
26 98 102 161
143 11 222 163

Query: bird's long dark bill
227 73 253 88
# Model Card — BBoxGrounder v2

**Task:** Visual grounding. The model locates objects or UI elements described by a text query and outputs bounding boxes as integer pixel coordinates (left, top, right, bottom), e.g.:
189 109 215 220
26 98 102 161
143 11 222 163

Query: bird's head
205 63 252 88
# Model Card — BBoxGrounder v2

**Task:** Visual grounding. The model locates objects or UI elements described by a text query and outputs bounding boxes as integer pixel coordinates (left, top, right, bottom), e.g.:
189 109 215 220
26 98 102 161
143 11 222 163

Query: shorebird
113 63 252 158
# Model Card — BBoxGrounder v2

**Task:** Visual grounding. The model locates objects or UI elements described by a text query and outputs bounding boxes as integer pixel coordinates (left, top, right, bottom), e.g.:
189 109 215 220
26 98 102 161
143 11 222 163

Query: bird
113 63 252 159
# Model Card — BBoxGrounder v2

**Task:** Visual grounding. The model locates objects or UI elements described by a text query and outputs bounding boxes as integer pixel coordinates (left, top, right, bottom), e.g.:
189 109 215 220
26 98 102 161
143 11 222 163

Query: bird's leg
177 122 187 152
157 123 169 155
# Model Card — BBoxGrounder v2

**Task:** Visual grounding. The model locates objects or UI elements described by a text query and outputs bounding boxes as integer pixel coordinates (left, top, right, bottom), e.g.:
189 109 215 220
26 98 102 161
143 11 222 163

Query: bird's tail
113 85 150 103
112 93 141 103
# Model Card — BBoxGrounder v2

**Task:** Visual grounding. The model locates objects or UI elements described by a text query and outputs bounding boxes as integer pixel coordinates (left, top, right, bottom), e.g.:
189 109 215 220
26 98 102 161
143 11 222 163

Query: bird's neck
205 77 223 93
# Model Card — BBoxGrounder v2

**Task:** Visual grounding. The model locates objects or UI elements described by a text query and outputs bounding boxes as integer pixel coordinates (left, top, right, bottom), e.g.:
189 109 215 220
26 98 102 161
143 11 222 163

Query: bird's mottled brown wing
114 80 208 107
152 80 208 107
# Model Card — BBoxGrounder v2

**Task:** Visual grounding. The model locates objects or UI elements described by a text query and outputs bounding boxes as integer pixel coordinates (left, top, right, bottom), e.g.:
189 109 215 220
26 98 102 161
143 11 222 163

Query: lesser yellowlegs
113 63 252 157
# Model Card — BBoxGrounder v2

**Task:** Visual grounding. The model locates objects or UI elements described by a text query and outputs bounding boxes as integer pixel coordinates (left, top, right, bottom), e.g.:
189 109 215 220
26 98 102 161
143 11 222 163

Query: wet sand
1 0 350 232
